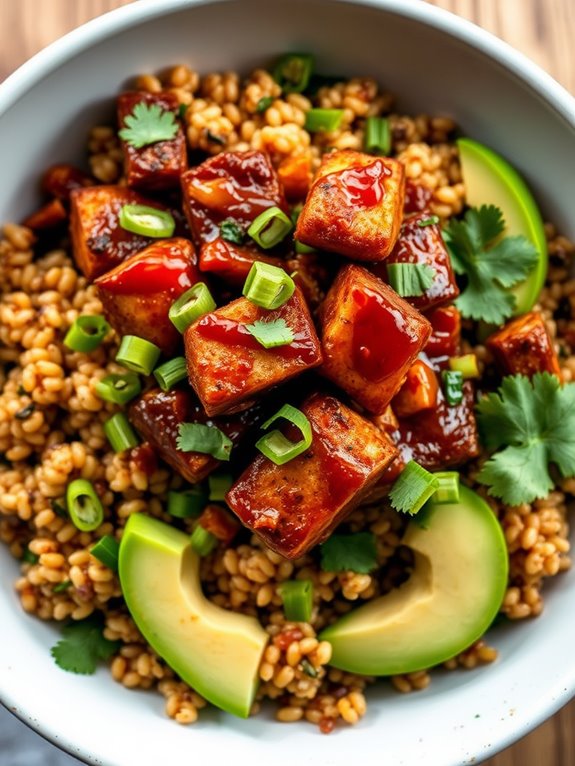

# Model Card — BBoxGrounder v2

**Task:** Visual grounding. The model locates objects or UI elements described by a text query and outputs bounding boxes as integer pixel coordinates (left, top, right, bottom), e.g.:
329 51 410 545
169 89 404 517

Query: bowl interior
1 1 575 765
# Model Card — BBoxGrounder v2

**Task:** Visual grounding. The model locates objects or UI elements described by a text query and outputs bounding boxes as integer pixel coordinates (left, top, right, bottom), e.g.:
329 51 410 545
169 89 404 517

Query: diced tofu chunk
319 265 431 413
486 311 562 378
424 304 461 361
376 210 459 311
226 393 398 559
197 505 240 546
392 359 439 418
295 149 405 261
199 237 282 286
23 199 67 230
118 92 187 191
70 185 171 279
128 388 258 484
95 238 199 355
184 287 322 416
277 155 312 201
392 382 479 470
181 150 288 244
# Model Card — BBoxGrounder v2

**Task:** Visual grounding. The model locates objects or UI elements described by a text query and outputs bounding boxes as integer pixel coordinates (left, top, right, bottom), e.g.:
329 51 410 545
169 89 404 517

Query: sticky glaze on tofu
295 149 405 261
199 238 282 286
184 287 322 417
486 311 562 379
226 393 398 559
95 238 199 355
128 388 258 484
424 305 462 362
118 92 187 192
392 359 439 418
70 186 171 280
181 150 288 245
319 264 431 414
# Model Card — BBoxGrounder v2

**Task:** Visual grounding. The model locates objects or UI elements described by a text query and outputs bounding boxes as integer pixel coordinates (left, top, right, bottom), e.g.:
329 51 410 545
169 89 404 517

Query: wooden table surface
0 1 573 764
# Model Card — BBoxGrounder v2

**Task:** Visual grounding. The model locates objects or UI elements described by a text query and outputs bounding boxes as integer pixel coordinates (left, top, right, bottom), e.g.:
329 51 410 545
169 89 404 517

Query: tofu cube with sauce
319 264 432 414
486 311 562 379
118 92 187 192
181 150 288 245
424 304 462 361
199 238 283 286
184 286 322 417
226 393 398 559
95 238 199 355
295 149 405 261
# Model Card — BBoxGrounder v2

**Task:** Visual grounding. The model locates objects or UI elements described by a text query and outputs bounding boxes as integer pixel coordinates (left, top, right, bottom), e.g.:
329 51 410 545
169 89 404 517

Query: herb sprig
51 616 120 675
119 102 179 149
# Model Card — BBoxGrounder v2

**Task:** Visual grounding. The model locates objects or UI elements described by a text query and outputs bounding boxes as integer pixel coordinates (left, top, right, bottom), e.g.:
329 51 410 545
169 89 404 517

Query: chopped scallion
364 116 391 155
243 262 295 310
387 263 435 297
255 96 274 113
167 488 207 518
248 206 293 249
64 315 110 353
53 580 72 593
304 108 344 133
22 547 39 565
176 423 233 461
273 53 314 93
433 472 460 504
66 479 104 532
417 215 440 228
219 218 245 245
153 357 188 391
442 370 464 406
94 373 141 406
448 354 479 379
256 404 312 465
104 412 139 453
295 240 315 254
208 473 233 502
90 535 120 572
119 204 175 238
388 461 439 516
116 335 161 376
190 524 218 556
278 579 313 622
168 282 216 333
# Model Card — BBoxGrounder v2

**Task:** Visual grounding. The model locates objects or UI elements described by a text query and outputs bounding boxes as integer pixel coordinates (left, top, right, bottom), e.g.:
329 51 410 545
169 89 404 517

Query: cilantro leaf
176 423 233 461
476 373 575 505
320 532 378 573
119 102 179 149
245 318 295 349
445 205 539 325
51 615 120 675
387 263 435 297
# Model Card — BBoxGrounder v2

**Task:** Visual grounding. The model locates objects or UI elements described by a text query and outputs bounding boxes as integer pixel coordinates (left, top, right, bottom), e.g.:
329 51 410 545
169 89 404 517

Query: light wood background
0 1 573 764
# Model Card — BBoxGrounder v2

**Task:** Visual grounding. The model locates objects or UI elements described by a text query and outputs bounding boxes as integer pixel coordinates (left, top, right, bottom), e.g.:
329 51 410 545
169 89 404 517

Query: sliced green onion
94 373 141 406
433 472 460 504
219 218 245 244
364 116 391 156
178 103 188 119
278 579 313 622
387 263 435 297
169 282 216 333
245 318 295 349
448 354 479 379
388 461 439 516
53 580 72 593
248 206 292 249
167 488 207 518
273 53 314 93
417 215 440 228
154 357 188 391
208 473 233 501
255 96 274 113
66 479 104 532
256 404 312 466
119 204 175 238
64 315 110 353
304 108 344 133
22 547 39 565
301 658 318 677
295 240 315 254
90 535 120 571
104 412 139 453
190 524 218 556
442 370 464 406
243 261 295 310
116 335 161 376
176 423 233 461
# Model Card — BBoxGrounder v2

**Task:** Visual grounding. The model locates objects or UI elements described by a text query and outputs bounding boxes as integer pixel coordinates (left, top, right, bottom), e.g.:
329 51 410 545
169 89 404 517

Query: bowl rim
1 1 575 764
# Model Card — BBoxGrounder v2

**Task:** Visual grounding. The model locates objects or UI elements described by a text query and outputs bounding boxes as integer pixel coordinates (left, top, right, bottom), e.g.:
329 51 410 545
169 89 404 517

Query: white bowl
1 1 574 764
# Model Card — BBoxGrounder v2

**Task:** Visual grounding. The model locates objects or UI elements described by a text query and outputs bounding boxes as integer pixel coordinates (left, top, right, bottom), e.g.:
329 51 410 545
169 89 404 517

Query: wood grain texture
0 1 573 764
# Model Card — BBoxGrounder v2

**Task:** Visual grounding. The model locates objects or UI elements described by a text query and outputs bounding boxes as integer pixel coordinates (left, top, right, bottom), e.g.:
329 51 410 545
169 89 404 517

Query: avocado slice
119 513 269 718
320 485 508 675
457 137 547 316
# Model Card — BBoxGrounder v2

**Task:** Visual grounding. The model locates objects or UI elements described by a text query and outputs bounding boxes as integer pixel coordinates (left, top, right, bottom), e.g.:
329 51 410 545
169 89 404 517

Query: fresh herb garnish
245 318 295 349
14 403 35 420
51 615 120 675
21 547 39 565
206 130 225 146
417 215 440 228
53 580 72 593
476 372 575 505
50 499 68 518
445 204 539 324
176 423 233 461
255 96 274 113
388 461 439 515
219 218 245 245
387 263 435 297
119 102 179 149
320 532 378 574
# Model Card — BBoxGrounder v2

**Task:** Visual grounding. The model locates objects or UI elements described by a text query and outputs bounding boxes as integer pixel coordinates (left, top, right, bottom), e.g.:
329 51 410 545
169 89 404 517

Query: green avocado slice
119 513 269 718
320 486 508 675
457 137 548 316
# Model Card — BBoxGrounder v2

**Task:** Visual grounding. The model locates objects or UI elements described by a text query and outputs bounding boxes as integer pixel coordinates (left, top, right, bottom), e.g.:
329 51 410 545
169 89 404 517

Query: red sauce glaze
199 238 281 285
404 179 433 213
352 287 422 382
329 160 389 209
129 443 158 477
100 253 196 295
424 305 461 362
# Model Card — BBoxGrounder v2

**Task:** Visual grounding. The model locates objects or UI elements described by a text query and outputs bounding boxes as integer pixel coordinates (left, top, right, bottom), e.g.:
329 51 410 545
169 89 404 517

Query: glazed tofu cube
486 311 562 379
199 237 282 286
404 179 433 214
320 265 431 414
118 92 187 191
197 505 241 546
392 382 479 470
376 210 459 311
277 155 312 201
184 287 322 417
70 185 172 279
295 149 405 261
181 150 288 244
95 238 199 355
424 304 461 361
128 388 258 484
226 393 398 559
392 359 439 418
